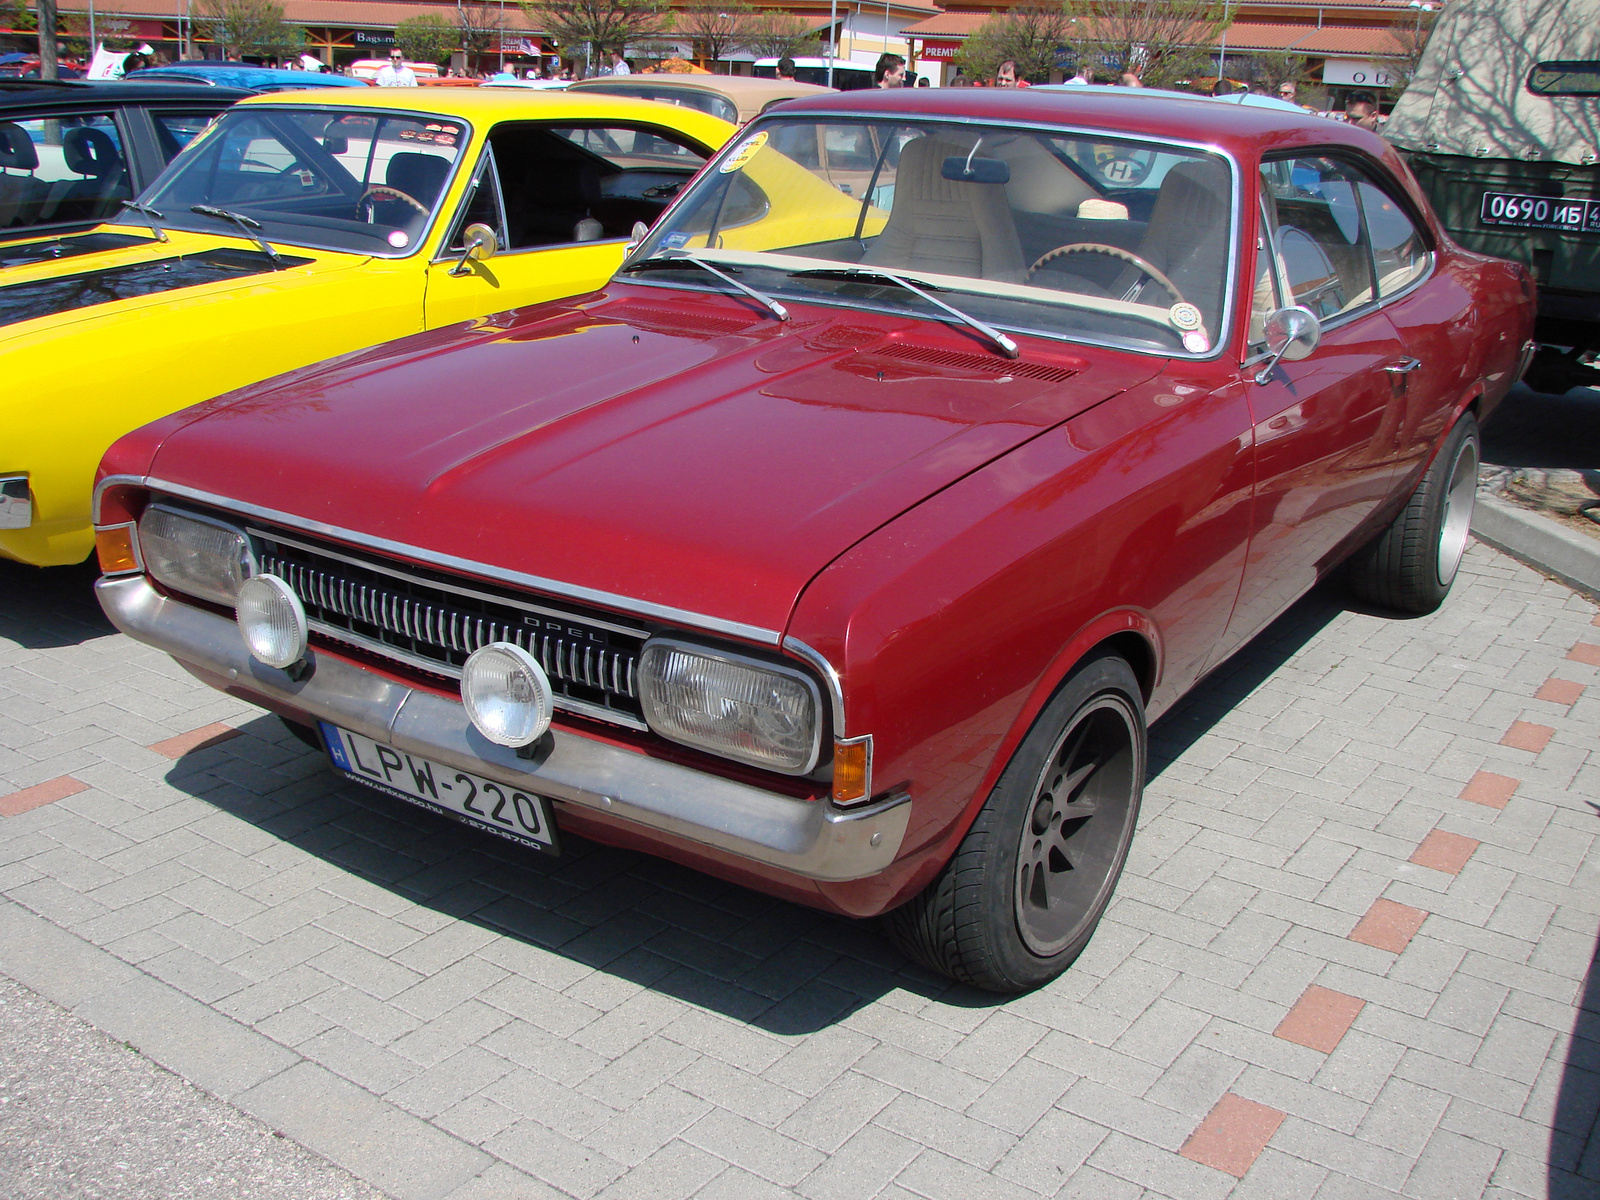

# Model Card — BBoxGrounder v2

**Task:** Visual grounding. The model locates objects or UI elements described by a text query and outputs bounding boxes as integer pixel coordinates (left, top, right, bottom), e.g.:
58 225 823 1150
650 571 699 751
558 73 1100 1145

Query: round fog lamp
462 642 554 747
236 574 308 670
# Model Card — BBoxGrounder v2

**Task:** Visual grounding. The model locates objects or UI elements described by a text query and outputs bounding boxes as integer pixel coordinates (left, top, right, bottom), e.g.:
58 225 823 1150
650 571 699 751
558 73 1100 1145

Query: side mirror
622 220 650 259
447 222 497 276
1253 306 1321 383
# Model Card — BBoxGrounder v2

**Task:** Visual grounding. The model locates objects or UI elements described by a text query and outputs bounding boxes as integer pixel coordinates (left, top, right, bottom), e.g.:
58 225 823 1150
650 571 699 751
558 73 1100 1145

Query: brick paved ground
1 544 1596 1200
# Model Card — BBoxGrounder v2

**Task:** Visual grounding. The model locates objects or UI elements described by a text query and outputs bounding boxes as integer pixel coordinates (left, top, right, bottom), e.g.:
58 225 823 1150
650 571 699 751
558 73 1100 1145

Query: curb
1471 490 1600 602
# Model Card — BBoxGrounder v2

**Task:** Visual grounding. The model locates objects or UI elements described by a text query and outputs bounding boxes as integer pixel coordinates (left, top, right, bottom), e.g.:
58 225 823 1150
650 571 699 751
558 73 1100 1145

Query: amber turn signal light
95 523 140 575
831 735 873 806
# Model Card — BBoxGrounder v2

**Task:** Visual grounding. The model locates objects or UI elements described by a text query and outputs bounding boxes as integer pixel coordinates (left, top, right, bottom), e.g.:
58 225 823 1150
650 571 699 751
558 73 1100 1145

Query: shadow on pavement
1550 935 1600 1196
1483 384 1600 471
0 558 114 650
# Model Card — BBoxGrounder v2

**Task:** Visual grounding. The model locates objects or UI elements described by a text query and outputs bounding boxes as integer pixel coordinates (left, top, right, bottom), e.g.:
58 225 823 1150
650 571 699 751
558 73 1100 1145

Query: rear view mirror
321 121 348 155
1254 306 1321 383
942 156 1010 184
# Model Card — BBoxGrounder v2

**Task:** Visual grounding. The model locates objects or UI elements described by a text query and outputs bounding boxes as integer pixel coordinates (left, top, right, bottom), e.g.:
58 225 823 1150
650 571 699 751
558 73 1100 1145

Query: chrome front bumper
98 575 909 882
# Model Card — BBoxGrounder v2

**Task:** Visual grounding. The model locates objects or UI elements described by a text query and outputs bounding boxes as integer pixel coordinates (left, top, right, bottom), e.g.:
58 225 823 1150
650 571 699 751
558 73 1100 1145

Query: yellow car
0 88 733 566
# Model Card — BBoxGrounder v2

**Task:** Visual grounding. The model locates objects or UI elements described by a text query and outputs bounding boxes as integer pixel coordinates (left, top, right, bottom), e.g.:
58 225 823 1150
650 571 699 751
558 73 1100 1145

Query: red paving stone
1410 829 1481 875
148 723 241 760
1536 678 1586 706
0 776 89 818
1567 642 1600 666
1459 770 1520 810
1349 898 1429 953
1274 985 1366 1053
1500 721 1554 753
1181 1093 1286 1177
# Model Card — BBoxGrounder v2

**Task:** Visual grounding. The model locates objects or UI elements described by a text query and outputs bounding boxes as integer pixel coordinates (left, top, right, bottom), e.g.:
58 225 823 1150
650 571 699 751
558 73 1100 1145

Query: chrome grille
251 532 646 729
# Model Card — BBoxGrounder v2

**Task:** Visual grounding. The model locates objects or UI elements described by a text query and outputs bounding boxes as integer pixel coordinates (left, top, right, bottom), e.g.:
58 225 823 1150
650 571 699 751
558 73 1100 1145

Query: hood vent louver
872 343 1083 383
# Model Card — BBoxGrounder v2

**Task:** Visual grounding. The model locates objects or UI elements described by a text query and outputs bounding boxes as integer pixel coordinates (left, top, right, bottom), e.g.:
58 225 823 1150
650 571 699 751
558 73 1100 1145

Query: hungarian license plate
1480 191 1600 233
320 723 558 854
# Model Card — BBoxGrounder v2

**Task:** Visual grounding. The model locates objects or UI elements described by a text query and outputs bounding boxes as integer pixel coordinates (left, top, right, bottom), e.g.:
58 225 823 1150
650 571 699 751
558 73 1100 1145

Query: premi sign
1322 57 1395 87
920 40 962 61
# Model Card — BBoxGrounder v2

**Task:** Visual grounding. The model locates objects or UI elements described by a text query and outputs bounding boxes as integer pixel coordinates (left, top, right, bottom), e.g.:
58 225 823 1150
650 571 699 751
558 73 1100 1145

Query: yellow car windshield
144 107 467 257
634 118 1236 357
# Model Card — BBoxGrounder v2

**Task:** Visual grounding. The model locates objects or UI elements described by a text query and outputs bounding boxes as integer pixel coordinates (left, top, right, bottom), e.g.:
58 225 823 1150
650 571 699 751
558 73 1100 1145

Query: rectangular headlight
638 639 822 775
138 504 253 606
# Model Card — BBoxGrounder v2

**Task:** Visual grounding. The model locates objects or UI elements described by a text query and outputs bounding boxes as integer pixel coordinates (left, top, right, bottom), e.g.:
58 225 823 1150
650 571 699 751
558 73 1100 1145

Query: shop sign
1322 57 1394 87
354 30 397 47
920 40 962 61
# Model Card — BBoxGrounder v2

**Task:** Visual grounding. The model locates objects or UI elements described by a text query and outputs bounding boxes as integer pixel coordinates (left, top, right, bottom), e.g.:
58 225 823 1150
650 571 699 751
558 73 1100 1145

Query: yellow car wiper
622 251 788 322
189 205 284 270
790 266 1018 359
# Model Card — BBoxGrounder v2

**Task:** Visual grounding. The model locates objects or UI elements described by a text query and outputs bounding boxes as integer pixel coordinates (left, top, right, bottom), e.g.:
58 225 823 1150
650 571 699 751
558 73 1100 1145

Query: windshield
142 106 467 256
633 118 1236 356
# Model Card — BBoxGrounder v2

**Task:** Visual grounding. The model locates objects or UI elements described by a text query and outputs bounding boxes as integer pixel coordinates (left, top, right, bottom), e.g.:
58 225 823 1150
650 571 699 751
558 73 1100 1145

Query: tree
955 6 1076 85
742 11 817 61
196 0 303 59
34 0 57 78
519 0 671 76
1060 0 1233 90
1246 49 1308 93
397 13 456 66
676 3 752 70
1387 6 1437 96
457 1 505 68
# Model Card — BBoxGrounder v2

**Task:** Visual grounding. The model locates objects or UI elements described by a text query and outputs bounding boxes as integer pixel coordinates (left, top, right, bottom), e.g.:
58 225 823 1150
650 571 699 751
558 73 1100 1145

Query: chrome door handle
1384 357 1423 374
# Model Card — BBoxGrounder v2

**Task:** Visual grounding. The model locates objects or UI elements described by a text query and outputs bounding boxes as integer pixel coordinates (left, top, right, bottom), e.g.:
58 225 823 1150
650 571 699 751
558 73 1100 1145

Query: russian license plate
1480 191 1600 233
320 723 559 854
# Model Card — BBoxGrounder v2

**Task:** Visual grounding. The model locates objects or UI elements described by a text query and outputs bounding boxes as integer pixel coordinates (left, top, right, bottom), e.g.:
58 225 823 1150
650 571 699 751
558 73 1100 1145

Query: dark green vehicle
1386 0 1600 390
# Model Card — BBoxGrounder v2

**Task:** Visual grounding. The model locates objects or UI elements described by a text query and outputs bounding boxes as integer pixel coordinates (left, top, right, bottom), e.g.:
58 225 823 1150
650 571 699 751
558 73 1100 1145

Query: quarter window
1260 157 1375 319
1358 182 1429 297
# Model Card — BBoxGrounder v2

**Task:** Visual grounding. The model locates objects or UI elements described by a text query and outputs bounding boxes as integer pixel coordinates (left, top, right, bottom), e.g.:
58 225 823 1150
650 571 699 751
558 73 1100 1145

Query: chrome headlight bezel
138 503 256 607
638 637 824 776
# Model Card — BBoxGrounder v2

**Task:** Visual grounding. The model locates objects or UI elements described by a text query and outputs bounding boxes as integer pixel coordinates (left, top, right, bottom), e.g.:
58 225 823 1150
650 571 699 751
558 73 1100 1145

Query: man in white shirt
376 51 418 86
609 51 630 76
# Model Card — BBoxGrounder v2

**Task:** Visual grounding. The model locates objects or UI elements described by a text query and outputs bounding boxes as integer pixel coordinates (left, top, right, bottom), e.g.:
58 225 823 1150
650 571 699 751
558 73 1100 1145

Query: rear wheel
883 652 1145 993
1346 412 1479 614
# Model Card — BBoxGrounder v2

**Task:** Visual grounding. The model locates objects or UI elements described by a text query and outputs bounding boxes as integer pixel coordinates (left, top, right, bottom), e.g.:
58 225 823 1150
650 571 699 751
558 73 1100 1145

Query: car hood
0 225 348 338
146 286 1164 636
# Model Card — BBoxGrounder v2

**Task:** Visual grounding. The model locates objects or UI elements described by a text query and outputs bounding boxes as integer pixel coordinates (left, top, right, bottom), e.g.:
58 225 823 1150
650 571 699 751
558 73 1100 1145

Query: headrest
63 127 119 178
385 152 449 206
0 123 38 172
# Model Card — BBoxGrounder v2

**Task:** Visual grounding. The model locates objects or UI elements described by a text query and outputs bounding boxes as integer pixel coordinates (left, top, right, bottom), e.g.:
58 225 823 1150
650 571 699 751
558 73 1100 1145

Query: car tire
883 652 1146 994
1346 412 1479 615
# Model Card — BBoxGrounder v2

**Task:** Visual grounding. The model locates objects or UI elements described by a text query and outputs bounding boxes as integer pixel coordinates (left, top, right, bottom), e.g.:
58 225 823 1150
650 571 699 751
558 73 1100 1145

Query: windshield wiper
789 266 1018 359
621 251 788 322
189 205 284 270
119 200 168 244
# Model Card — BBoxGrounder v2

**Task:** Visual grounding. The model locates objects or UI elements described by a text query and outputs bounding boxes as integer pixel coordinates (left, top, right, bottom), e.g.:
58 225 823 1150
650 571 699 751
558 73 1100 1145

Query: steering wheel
1026 242 1186 306
357 184 429 222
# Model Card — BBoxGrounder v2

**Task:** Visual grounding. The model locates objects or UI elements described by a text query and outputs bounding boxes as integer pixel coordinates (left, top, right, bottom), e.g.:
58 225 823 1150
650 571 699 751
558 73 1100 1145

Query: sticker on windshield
719 130 767 173
661 231 690 249
388 230 410 248
1168 302 1203 331
1182 330 1210 354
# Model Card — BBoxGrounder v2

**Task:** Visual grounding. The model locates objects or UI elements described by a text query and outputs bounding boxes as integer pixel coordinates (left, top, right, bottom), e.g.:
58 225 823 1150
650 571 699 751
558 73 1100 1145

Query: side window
1260 156 1375 320
152 111 219 164
483 122 709 251
0 113 130 229
1249 200 1284 351
1358 181 1429 297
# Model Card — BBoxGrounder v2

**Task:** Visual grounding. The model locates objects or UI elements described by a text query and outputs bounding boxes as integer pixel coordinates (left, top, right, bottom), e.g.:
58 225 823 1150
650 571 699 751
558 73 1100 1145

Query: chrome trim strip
782 636 847 738
92 473 146 525
139 478 783 645
0 475 31 530
97 574 908 882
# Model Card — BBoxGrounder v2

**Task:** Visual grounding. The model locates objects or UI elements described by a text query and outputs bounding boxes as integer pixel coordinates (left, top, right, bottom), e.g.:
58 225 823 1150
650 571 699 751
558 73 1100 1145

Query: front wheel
1346 412 1479 614
883 652 1146 993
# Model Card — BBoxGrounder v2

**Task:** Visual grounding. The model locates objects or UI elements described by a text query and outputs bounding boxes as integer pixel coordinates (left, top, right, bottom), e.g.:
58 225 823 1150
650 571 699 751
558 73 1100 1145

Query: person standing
875 52 905 87
1277 80 1303 107
609 50 631 76
776 56 796 81
1344 90 1381 131
994 58 1028 88
376 51 417 86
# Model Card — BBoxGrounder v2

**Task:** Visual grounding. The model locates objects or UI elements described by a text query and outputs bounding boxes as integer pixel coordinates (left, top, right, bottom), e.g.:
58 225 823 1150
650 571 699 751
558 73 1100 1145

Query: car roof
1032 83 1307 114
230 86 740 129
132 65 367 91
573 75 831 98
758 86 1373 155
0 78 253 108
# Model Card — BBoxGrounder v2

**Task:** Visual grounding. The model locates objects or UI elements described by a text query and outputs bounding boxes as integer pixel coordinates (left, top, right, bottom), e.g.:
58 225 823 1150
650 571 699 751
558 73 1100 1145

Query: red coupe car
93 88 1533 992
